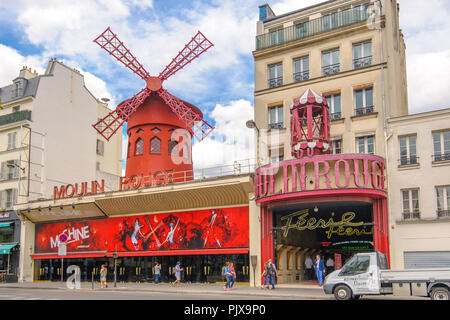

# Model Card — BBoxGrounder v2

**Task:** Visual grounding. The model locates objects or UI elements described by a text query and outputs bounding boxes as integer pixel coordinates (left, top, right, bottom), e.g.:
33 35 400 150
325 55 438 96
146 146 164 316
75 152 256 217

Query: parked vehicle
323 251 450 300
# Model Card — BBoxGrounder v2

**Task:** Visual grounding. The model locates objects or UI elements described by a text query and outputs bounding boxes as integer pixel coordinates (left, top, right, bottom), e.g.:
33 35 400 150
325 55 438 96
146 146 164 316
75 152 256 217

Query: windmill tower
92 28 214 183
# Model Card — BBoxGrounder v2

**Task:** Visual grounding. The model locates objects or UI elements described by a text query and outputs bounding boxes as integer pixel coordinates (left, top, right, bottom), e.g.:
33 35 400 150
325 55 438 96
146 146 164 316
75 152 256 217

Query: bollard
91 271 94 290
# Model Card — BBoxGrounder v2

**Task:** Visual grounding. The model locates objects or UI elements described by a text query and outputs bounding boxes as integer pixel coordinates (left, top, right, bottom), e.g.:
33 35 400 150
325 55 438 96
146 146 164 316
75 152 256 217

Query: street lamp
6 162 25 205
246 120 261 167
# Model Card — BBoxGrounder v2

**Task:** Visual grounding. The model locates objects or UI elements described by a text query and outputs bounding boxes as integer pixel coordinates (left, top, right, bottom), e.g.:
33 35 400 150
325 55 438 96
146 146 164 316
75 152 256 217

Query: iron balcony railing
268 76 283 88
293 70 310 82
269 122 284 130
256 6 370 50
354 105 374 116
438 210 450 218
330 112 342 120
398 156 419 166
322 63 340 76
354 56 373 69
0 110 32 126
432 153 450 162
402 211 420 220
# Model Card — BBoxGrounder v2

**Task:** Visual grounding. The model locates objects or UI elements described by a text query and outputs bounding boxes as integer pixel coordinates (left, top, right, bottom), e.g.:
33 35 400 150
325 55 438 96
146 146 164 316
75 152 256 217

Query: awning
0 242 18 254
0 222 13 228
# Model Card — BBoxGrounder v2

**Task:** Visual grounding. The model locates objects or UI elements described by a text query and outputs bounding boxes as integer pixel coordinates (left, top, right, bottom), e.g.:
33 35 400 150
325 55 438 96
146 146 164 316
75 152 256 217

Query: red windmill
92 27 214 183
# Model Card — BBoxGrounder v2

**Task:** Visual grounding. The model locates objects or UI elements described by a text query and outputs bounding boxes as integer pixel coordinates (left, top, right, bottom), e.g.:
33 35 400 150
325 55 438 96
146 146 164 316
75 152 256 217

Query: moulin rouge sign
255 154 386 200
53 172 175 200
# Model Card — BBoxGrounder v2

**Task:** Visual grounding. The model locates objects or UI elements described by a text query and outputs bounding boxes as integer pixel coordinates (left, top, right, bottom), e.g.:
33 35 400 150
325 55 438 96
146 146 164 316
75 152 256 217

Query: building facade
251 0 407 284
0 60 122 281
387 108 450 269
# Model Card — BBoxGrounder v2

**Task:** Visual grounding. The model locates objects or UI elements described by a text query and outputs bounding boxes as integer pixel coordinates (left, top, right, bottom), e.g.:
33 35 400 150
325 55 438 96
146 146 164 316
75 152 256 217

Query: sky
0 0 449 173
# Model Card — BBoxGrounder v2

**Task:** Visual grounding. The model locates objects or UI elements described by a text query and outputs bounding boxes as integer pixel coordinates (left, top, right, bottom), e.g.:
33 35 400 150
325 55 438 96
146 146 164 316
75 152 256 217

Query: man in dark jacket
314 254 326 286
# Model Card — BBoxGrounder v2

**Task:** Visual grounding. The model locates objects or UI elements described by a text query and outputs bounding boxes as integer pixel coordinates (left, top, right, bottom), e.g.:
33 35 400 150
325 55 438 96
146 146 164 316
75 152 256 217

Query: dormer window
12 81 22 98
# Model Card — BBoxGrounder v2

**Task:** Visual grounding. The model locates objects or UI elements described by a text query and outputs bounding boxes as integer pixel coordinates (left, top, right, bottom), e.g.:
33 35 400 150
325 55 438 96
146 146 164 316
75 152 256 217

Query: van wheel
334 285 352 300
431 287 450 300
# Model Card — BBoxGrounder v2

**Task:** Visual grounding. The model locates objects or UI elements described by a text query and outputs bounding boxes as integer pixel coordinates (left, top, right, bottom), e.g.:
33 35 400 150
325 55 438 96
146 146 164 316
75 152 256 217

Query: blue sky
1 0 450 171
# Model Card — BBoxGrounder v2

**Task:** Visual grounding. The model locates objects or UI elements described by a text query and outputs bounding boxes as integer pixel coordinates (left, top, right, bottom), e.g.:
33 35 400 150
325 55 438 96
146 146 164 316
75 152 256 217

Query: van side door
338 255 373 295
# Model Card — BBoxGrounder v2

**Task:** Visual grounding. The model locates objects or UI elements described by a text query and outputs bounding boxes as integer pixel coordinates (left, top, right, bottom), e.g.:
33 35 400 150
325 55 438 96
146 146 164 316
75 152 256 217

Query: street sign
58 243 67 256
59 233 68 243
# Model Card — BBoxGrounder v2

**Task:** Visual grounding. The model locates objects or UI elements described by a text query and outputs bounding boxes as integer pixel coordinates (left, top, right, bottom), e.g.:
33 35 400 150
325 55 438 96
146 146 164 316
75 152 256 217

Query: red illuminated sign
35 207 249 254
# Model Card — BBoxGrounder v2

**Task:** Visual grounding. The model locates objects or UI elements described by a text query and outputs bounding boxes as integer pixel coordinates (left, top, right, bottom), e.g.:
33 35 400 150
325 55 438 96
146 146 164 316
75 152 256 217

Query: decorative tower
290 88 330 158
91 27 214 183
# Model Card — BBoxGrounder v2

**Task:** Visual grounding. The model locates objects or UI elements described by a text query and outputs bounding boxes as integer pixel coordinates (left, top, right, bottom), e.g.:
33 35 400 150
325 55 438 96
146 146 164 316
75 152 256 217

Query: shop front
0 210 20 282
31 206 250 283
255 154 389 284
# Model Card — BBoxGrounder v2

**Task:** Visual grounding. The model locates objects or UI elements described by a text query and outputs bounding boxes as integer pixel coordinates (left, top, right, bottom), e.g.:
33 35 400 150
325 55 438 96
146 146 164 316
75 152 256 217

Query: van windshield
340 255 370 275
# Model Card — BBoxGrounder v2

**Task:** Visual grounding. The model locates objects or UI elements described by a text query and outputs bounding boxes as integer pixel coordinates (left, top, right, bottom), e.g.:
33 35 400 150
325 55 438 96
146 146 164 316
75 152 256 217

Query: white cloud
192 99 254 169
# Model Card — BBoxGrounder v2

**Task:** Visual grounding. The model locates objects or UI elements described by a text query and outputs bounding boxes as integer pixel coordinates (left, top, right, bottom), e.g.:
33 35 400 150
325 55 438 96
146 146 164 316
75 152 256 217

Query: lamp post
6 162 25 205
246 120 261 168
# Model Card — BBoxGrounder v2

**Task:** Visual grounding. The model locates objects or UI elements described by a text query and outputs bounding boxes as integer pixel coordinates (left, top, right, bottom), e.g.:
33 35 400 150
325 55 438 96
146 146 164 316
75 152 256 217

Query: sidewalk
0 281 329 299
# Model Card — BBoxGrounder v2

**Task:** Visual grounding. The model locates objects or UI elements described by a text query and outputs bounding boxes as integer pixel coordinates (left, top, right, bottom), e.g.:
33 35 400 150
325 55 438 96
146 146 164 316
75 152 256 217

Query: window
7 132 17 150
324 93 341 120
436 186 450 218
322 49 340 76
322 12 339 31
96 139 104 156
127 143 131 158
268 104 284 129
294 21 310 39
402 189 420 220
354 86 374 115
269 146 284 163
12 106 20 113
2 189 17 209
340 255 370 276
150 137 161 154
331 138 342 155
269 29 284 46
399 135 417 165
357 135 374 154
268 63 283 88
12 81 22 97
96 161 101 171
433 130 450 162
293 56 309 82
353 41 372 69
168 139 178 156
0 220 14 243
152 127 161 134
135 138 144 156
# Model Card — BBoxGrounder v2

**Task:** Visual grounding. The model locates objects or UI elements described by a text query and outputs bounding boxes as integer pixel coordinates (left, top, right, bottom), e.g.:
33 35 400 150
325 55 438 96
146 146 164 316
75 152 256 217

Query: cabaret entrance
272 199 375 283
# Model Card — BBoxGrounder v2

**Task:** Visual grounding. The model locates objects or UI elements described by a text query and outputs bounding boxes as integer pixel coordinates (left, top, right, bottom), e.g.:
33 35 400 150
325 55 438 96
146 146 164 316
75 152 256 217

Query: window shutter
0 190 3 209
12 188 18 206
0 162 6 180
13 160 20 179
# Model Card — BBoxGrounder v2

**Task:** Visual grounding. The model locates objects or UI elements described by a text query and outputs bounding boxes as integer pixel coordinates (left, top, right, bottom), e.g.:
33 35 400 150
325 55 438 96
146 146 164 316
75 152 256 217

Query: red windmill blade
92 27 215 142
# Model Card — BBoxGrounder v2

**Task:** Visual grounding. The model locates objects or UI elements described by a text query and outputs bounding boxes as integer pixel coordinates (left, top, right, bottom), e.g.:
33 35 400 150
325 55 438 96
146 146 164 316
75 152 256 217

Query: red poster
334 253 342 270
35 207 249 253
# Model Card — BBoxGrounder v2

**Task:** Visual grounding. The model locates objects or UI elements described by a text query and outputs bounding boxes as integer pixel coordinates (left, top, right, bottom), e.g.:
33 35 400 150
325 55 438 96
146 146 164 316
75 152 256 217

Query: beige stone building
387 108 450 269
251 0 408 283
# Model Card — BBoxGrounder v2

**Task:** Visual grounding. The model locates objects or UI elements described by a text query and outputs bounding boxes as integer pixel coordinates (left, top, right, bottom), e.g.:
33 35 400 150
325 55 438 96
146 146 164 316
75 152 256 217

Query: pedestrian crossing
0 293 61 300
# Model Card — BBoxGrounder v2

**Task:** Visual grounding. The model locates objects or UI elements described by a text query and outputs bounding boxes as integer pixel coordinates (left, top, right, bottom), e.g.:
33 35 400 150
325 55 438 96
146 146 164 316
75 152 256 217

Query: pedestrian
221 262 228 283
154 262 161 284
305 255 313 280
314 254 325 286
267 259 276 290
172 261 183 286
223 262 231 290
261 261 268 289
326 256 335 274
268 259 278 285
229 262 236 289
100 264 108 288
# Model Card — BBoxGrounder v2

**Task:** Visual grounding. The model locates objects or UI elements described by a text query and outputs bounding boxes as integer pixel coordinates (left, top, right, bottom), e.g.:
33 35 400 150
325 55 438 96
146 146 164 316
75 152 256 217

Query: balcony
402 212 420 220
269 122 284 130
354 56 372 69
437 210 450 218
432 153 450 162
330 112 342 120
398 156 419 166
293 71 310 83
354 106 374 116
322 63 340 76
256 6 370 50
268 76 283 88
0 110 32 127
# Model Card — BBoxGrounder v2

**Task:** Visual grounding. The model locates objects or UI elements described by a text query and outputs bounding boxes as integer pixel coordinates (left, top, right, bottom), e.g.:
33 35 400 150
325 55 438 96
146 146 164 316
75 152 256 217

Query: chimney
19 66 38 80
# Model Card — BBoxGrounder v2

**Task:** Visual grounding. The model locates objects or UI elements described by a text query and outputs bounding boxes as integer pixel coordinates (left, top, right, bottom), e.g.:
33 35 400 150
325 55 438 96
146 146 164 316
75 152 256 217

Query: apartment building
254 0 407 163
0 60 122 281
387 108 450 269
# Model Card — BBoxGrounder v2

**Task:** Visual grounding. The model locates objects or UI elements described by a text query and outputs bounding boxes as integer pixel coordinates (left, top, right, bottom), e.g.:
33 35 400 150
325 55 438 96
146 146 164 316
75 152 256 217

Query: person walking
305 256 313 280
223 262 231 290
172 261 183 286
314 254 326 286
100 264 108 288
261 261 269 289
326 256 335 275
229 262 236 289
154 262 161 284
267 259 276 290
